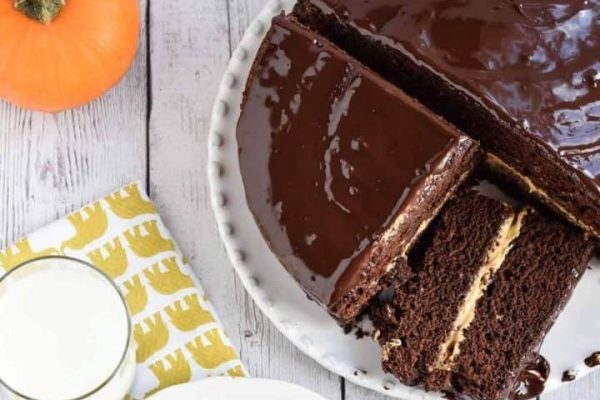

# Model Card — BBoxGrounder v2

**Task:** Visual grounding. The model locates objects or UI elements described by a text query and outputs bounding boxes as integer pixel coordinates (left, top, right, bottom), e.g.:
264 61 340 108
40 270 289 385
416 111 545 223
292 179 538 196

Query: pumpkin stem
14 0 66 24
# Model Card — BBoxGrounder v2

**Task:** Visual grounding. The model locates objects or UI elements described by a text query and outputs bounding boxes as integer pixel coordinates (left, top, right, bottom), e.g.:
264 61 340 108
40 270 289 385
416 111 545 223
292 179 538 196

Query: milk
0 257 135 400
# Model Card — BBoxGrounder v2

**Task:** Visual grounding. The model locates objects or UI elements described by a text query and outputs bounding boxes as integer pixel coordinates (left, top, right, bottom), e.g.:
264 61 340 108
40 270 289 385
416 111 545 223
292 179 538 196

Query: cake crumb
584 351 600 368
354 327 371 339
562 369 577 382
373 329 381 341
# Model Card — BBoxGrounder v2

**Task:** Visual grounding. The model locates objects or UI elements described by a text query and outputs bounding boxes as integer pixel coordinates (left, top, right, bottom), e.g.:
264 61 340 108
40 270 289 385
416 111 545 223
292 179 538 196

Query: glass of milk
0 256 136 400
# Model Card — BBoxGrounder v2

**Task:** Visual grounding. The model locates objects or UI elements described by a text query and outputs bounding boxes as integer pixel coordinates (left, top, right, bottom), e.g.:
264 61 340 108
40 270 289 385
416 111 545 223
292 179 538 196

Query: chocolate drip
442 391 457 400
584 351 600 368
511 354 550 400
562 369 577 382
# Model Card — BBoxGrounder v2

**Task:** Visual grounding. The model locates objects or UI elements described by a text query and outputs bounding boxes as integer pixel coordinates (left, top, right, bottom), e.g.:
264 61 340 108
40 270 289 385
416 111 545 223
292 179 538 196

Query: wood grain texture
0 0 148 249
147 0 235 351
0 0 597 399
147 0 340 398
543 375 600 400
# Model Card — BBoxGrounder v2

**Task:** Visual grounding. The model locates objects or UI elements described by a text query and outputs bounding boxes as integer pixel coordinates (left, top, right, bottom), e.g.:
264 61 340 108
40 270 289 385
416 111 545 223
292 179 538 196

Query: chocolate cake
294 0 600 239
237 16 479 323
372 191 594 400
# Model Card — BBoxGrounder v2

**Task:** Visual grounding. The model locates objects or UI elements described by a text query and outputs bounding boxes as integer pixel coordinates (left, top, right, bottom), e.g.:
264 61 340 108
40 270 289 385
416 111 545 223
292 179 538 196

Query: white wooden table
1 1 598 399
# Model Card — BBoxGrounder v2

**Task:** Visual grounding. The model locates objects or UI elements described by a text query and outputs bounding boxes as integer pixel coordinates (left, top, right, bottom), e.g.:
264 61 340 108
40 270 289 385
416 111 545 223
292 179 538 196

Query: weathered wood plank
147 0 235 335
1 0 593 399
0 0 148 248
147 0 340 398
542 374 600 400
345 381 394 400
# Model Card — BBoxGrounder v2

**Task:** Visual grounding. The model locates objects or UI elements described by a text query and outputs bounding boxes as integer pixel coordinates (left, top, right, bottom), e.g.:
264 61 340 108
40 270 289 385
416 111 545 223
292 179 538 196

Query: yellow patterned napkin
0 182 245 399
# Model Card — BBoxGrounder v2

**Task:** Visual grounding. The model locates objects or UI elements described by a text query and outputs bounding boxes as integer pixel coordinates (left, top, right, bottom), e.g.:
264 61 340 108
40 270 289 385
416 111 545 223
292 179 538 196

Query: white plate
146 378 327 400
207 0 600 398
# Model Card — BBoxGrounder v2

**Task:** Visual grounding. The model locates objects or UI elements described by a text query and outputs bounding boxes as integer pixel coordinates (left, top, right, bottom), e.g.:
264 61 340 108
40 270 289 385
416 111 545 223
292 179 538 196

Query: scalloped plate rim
207 1 600 398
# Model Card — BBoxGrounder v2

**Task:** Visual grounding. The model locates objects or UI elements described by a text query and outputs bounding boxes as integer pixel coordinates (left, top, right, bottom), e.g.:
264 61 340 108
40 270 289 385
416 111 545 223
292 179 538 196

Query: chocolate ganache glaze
297 0 600 237
237 16 478 321
511 354 550 400
309 0 600 185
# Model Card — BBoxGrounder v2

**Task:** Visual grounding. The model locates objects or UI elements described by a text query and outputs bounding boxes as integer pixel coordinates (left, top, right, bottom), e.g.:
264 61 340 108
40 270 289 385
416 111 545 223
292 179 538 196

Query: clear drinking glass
0 256 136 400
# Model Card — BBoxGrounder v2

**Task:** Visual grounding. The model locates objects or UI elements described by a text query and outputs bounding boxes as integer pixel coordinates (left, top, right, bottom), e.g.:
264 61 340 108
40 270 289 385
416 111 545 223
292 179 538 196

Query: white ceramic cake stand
207 0 600 398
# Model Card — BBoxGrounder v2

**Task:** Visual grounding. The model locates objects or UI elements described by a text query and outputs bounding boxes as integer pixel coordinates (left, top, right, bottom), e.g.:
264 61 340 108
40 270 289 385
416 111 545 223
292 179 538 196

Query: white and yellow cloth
0 182 245 399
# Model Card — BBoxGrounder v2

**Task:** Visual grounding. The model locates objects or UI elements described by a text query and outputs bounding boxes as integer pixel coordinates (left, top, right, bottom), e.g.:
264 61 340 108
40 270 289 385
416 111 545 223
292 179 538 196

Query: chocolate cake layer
372 191 594 400
237 16 479 323
451 210 594 400
294 0 600 238
372 191 518 387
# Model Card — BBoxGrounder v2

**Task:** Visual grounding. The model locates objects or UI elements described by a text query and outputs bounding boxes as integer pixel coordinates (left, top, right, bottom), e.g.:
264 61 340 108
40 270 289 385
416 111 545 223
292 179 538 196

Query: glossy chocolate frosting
511 354 550 400
310 0 600 190
237 17 475 311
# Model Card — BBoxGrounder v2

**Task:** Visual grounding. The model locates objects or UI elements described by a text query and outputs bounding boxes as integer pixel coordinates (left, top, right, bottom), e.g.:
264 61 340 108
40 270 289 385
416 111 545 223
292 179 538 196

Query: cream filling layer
380 165 474 278
432 208 528 371
379 166 476 360
382 338 404 361
485 153 596 236
378 181 458 299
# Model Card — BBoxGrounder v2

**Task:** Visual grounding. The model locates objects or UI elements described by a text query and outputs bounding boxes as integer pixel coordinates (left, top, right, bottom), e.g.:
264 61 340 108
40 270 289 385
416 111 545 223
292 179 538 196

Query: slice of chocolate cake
294 0 600 239
372 191 525 388
372 191 594 400
237 16 479 323
448 210 594 399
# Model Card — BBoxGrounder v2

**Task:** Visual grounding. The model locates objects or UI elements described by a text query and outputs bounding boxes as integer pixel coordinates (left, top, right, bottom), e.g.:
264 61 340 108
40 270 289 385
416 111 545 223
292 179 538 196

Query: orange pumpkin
0 0 140 112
